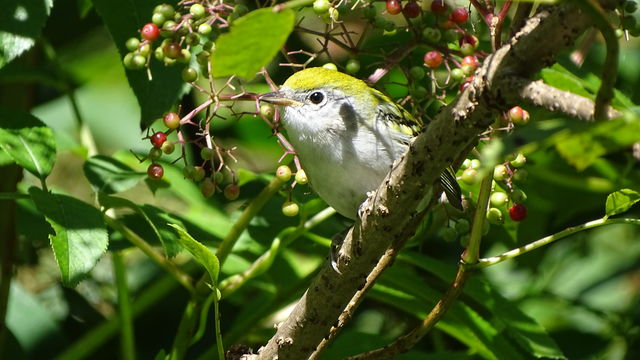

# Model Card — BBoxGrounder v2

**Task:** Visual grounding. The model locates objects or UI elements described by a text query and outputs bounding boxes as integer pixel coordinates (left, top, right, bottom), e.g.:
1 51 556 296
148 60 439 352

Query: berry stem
469 217 640 269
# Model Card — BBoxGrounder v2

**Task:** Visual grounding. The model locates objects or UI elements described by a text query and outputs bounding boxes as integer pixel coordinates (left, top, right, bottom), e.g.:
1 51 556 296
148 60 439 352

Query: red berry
141 23 160 41
459 34 479 48
150 131 167 148
147 163 164 180
431 0 447 13
509 203 527 221
461 55 479 69
423 50 443 68
460 75 474 91
450 8 469 24
163 112 180 129
403 2 421 18
386 0 402 15
508 106 524 122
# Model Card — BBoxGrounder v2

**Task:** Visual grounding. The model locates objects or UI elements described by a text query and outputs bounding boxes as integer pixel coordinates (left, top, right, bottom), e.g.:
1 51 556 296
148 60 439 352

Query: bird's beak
259 91 302 106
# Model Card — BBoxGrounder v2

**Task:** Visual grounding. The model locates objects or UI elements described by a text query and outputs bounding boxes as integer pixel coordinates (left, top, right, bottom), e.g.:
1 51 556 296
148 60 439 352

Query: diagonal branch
252 3 605 360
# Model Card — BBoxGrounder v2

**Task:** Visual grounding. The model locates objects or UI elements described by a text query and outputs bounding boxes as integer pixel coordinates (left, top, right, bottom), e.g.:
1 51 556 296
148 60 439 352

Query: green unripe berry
161 141 175 154
190 3 206 19
154 4 175 19
384 19 396 32
461 168 479 184
622 15 637 29
282 201 299 217
138 43 151 56
197 50 210 65
363 5 377 20
200 147 214 160
152 12 166 26
322 63 338 71
511 188 527 203
510 153 527 168
149 147 163 161
440 227 458 242
490 191 509 207
295 169 309 184
185 33 200 46
444 29 459 42
154 46 165 60
493 164 508 181
459 234 470 247
513 169 528 182
214 171 224 184
260 103 274 119
178 49 191 63
411 85 428 99
126 37 140 51
346 59 361 74
460 43 474 56
198 23 212 35
470 159 481 169
313 0 330 14
123 53 134 69
422 27 442 42
203 41 215 51
276 165 292 182
162 20 177 32
487 207 504 225
192 166 206 182
450 68 464 81
200 178 216 197
183 165 196 178
616 28 625 38
461 158 471 169
132 54 146 69
625 0 638 13
182 67 198 82
409 66 425 80
455 219 470 234
224 184 240 200
461 64 475 77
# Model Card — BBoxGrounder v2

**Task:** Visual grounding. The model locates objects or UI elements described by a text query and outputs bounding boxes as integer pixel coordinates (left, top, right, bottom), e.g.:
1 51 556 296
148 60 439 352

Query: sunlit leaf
29 187 108 287
606 188 640 217
0 107 56 180
170 224 220 284
0 0 53 68
211 8 295 80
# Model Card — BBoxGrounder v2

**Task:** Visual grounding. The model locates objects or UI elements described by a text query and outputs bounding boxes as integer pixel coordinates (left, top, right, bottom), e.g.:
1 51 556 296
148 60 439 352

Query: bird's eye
308 91 324 104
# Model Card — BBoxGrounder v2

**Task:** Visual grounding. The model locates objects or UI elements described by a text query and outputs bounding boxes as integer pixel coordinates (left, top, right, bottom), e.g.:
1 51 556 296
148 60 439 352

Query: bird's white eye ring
308 91 324 104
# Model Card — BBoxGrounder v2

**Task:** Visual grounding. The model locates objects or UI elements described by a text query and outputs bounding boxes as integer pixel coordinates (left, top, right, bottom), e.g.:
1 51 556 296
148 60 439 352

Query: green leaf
211 8 295 80
100 193 183 257
29 187 108 287
0 106 56 180
540 65 594 100
83 155 146 194
91 0 187 126
554 118 640 170
0 0 53 68
605 188 640 217
169 224 220 284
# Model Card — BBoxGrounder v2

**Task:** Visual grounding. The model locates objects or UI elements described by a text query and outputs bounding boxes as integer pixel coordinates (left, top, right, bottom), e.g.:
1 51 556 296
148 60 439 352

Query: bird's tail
439 167 463 210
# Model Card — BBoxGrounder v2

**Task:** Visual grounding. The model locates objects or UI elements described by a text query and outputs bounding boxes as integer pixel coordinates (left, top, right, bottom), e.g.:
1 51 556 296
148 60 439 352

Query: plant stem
471 217 640 268
103 214 195 293
113 251 136 360
462 173 492 264
273 0 315 12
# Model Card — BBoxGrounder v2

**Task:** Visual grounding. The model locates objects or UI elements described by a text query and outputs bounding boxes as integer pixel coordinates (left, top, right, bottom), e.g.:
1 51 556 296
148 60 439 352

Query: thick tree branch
253 4 601 360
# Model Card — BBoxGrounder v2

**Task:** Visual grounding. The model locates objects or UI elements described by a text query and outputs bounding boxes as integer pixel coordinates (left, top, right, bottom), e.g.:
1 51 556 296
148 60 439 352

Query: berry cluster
619 0 640 36
275 165 309 217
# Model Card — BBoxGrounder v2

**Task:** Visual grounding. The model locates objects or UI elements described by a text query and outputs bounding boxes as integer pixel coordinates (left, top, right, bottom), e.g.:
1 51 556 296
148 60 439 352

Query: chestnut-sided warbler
261 67 461 219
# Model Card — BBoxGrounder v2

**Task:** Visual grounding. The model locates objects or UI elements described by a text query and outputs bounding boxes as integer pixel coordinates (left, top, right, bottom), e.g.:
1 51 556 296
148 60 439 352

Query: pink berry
386 0 402 15
147 163 164 180
423 50 443 68
450 8 469 24
509 203 527 221
141 23 160 41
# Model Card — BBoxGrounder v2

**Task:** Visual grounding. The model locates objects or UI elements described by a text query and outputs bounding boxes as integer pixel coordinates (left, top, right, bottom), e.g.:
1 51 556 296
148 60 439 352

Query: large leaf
554 117 640 170
170 224 219 284
29 187 108 287
0 106 56 180
605 188 640 217
0 0 53 68
211 8 295 80
91 0 187 126
83 155 145 194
